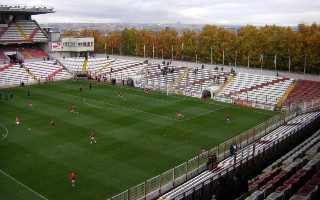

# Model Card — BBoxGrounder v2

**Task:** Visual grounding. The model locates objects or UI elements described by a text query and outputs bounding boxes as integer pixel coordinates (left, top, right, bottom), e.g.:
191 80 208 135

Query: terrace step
229 77 289 97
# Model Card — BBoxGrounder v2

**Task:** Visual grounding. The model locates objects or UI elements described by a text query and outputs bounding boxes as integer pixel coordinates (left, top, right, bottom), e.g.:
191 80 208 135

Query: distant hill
41 22 243 33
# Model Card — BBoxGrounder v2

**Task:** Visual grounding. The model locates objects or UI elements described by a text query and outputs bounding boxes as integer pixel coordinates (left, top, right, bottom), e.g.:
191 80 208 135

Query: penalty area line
0 168 49 200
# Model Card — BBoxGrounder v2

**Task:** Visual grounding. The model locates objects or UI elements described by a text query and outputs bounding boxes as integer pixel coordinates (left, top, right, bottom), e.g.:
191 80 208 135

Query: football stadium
1 4 320 200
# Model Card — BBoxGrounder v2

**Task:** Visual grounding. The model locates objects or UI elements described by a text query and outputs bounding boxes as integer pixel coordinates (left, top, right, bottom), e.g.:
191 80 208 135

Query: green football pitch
0 80 275 200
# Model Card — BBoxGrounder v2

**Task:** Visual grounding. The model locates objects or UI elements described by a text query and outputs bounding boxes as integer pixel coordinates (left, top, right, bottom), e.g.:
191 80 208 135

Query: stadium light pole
161 49 164 60
171 45 174 61
288 56 291 73
222 49 225 65
135 42 138 57
234 51 237 68
274 54 277 73
210 47 213 65
304 55 307 74
181 42 184 61
260 54 264 74
152 44 155 60
104 42 107 57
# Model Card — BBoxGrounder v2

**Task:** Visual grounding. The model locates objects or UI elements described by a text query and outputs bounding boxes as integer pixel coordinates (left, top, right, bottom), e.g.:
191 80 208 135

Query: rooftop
0 5 54 15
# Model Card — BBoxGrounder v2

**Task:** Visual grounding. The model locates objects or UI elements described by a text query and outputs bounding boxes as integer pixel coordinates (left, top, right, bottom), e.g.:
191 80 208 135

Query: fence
214 94 276 111
109 110 294 200
287 97 320 114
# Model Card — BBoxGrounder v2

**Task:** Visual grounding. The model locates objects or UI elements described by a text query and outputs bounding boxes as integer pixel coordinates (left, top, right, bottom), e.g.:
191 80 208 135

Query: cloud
1 0 320 25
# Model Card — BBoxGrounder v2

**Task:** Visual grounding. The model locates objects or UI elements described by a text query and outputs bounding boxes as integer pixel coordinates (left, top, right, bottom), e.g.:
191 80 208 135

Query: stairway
96 60 115 75
22 65 38 81
276 81 296 108
216 74 234 95
29 28 39 41
82 58 88 72
0 64 14 72
170 68 189 92
15 23 29 41
47 68 64 80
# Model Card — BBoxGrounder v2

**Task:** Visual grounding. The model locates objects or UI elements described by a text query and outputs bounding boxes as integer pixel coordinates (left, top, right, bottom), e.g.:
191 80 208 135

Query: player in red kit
69 104 75 113
28 101 33 108
176 112 183 120
68 172 76 187
225 113 231 123
89 131 96 144
15 116 21 126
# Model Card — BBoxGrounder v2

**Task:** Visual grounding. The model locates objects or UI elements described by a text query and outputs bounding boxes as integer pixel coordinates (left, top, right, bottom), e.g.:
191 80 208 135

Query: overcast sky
2 0 320 25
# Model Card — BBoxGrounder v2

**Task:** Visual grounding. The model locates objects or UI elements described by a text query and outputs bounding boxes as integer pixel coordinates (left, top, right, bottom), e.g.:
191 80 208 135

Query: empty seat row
215 72 294 108
247 129 320 200
0 64 34 87
0 20 47 43
24 61 72 81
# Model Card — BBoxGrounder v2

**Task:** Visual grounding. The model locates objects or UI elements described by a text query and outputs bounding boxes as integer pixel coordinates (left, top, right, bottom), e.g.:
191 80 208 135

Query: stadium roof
0 5 54 15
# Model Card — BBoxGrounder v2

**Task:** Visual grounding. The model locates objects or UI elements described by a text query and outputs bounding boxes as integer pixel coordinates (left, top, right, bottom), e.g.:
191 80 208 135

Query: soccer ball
28 128 31 131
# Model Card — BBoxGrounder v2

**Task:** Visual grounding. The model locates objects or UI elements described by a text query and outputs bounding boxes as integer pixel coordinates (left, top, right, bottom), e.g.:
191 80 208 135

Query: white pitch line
0 168 49 200
0 123 8 141
180 107 226 122
82 98 175 121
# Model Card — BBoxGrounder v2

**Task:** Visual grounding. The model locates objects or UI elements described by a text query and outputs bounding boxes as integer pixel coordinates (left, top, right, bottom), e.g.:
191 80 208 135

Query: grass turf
0 80 275 200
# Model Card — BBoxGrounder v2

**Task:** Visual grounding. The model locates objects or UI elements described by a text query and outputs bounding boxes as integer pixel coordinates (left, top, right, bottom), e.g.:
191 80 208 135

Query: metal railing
287 97 320 114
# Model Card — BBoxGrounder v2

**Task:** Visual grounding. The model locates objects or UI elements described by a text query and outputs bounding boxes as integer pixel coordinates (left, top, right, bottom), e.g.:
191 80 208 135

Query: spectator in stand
230 144 236 156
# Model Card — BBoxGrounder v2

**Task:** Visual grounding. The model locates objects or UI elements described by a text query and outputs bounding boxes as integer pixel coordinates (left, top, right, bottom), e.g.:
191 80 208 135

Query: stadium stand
24 61 72 81
0 5 59 87
1 5 320 200
291 170 320 200
60 57 146 78
0 47 48 61
215 73 294 109
0 63 35 87
20 48 48 60
247 128 320 200
0 63 13 72
154 112 320 200
0 20 47 43
144 65 229 97
285 80 320 106
61 57 114 73
107 61 147 81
